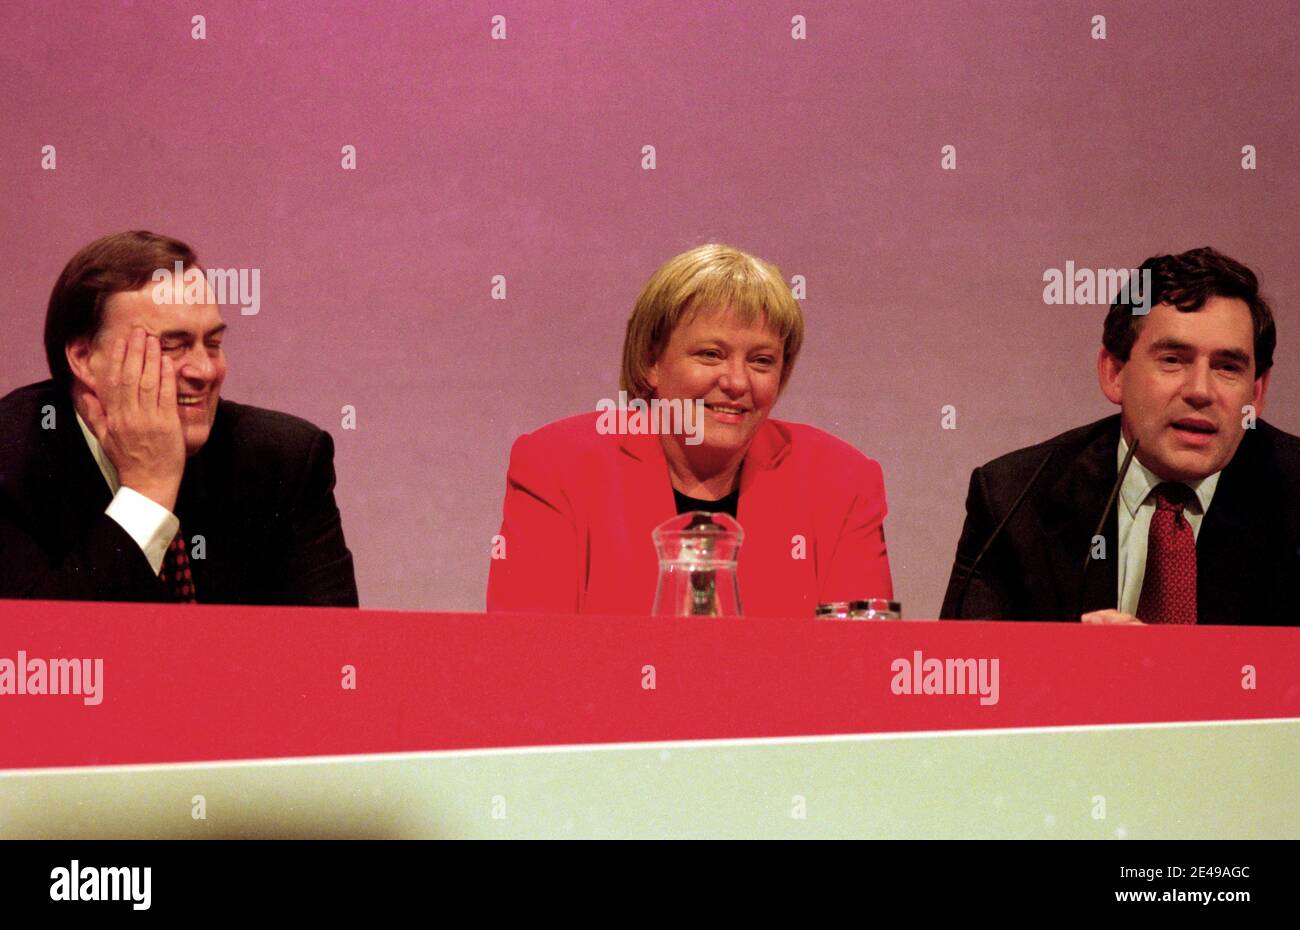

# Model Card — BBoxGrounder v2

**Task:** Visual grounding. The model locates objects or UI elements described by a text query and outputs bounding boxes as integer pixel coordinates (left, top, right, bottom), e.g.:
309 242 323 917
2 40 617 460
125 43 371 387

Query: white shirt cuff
105 487 180 576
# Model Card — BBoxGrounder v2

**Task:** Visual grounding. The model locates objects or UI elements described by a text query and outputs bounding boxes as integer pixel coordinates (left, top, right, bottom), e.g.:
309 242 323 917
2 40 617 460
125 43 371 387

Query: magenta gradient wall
2 0 1296 614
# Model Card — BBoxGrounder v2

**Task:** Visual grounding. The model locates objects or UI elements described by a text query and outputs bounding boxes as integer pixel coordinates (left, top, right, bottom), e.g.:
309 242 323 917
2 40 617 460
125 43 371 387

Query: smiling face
1098 296 1268 482
80 276 227 456
647 305 784 462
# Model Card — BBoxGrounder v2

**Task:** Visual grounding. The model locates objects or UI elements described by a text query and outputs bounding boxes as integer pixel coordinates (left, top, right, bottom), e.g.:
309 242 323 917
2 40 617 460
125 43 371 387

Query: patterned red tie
1136 483 1197 624
161 530 197 603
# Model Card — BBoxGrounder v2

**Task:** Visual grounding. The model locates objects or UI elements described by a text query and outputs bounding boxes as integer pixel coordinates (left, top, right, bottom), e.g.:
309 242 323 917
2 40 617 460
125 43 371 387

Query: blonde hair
620 244 804 400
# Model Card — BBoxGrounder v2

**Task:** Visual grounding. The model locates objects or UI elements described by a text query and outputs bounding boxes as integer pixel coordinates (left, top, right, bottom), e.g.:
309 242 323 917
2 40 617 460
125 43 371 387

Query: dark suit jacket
940 414 1300 625
0 380 358 606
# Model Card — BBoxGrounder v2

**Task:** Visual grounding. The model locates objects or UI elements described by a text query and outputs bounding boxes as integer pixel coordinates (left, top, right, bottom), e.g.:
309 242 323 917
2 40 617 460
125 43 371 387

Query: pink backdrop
3 0 1296 614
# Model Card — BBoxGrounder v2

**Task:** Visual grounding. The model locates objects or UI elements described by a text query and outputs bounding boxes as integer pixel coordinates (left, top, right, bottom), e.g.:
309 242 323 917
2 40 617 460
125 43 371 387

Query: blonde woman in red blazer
487 244 893 618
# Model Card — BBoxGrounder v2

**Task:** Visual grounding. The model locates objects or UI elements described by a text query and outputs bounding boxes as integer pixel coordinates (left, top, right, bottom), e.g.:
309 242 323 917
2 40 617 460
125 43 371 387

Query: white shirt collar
1118 433 1220 517
74 410 121 494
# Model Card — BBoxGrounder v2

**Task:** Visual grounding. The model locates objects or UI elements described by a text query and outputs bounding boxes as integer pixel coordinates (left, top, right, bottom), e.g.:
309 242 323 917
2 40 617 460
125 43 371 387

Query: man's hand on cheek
81 326 187 512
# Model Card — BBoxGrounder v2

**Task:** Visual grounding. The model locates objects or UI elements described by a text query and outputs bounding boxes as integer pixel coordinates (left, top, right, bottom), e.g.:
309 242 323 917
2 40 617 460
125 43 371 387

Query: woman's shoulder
507 411 622 465
515 411 605 443
769 418 884 479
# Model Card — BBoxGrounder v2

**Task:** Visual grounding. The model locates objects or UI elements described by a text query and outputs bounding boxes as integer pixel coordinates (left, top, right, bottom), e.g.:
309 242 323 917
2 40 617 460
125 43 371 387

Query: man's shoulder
1253 419 1300 468
210 398 333 462
975 415 1119 482
966 417 1119 510
0 379 60 421
1239 420 1300 514
0 381 65 472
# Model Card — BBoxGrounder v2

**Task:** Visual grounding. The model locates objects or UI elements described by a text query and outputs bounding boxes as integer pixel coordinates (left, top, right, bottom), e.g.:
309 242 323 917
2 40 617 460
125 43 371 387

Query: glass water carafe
651 511 744 617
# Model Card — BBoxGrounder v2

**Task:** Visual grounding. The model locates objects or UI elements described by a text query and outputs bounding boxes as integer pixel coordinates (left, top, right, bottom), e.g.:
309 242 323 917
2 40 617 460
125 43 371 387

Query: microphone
951 449 1056 619
1075 437 1139 618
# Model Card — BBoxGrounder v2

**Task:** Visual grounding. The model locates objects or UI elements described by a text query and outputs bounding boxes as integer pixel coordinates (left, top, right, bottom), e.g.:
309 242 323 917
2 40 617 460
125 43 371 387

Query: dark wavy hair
1102 246 1275 377
44 230 198 390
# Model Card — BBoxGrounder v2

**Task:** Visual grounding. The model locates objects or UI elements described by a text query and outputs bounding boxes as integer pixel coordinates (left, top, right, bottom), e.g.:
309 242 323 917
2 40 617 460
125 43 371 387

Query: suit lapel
1041 419 1120 618
31 384 230 602
615 432 677 604
48 390 114 527
733 421 793 596
614 420 792 597
175 448 220 603
1196 430 1270 624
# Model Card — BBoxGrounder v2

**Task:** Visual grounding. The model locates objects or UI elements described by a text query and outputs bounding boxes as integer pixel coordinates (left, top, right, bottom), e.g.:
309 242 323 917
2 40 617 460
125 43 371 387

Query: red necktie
1136 483 1197 624
162 531 197 603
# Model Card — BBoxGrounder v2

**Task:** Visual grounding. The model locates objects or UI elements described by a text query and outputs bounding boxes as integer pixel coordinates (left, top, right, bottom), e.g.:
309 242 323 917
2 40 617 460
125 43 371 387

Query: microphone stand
1075 437 1140 619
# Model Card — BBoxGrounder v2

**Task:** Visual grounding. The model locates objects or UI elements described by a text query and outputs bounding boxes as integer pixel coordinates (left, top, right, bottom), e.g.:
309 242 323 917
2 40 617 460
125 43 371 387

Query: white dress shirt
74 412 179 576
1115 435 1221 615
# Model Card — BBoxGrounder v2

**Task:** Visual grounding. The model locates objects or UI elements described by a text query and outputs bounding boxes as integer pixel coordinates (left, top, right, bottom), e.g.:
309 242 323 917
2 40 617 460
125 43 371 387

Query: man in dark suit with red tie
941 247 1300 625
0 230 358 606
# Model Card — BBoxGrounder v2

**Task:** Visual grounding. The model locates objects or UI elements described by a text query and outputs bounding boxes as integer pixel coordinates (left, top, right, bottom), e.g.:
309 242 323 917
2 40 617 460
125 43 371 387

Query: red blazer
487 412 893 618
